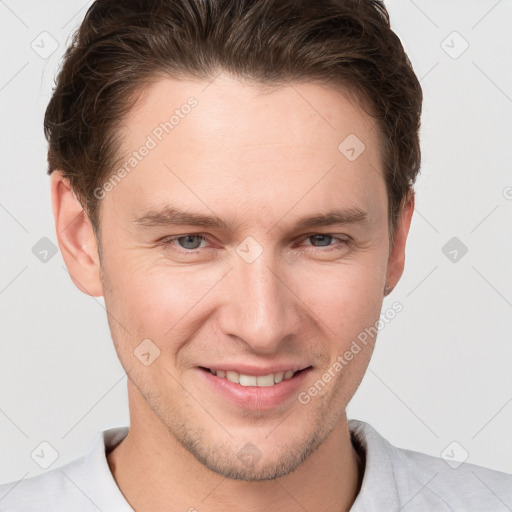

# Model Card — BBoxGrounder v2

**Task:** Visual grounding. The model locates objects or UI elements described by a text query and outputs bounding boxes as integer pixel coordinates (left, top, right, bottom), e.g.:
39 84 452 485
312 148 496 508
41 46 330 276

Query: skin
51 73 414 511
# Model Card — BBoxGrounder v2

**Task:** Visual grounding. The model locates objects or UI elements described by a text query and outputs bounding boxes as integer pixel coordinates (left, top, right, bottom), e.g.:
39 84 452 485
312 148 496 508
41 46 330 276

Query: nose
217 252 301 354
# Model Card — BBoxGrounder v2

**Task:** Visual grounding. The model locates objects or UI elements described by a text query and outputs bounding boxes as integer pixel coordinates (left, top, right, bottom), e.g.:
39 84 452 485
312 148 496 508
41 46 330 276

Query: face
92 74 401 480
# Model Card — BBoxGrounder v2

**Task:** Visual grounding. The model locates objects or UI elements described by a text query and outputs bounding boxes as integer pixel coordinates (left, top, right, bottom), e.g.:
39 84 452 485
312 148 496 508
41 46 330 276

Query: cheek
101 260 216 380
292 259 385 340
105 256 224 340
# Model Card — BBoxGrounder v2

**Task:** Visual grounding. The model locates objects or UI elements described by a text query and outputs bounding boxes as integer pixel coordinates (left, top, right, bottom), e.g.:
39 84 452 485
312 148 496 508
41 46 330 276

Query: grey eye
177 235 204 250
308 234 333 247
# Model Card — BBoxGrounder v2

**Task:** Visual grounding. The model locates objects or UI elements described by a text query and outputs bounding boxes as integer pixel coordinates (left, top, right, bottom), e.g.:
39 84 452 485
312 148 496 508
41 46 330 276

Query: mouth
197 364 313 410
199 366 311 388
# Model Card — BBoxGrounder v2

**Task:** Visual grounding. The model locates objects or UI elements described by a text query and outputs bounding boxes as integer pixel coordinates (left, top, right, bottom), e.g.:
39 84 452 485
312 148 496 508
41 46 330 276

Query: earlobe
51 171 104 297
384 192 415 294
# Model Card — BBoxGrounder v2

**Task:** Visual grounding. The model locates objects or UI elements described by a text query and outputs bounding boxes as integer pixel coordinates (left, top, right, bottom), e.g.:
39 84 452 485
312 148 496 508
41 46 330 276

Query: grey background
0 0 511 485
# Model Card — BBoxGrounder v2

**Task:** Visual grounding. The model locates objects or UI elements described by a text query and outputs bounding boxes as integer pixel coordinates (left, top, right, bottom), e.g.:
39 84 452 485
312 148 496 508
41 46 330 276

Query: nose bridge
221 247 297 351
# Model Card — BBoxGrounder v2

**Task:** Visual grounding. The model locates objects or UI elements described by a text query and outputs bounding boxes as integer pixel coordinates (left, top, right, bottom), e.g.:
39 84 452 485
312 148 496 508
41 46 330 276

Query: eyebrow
133 205 368 232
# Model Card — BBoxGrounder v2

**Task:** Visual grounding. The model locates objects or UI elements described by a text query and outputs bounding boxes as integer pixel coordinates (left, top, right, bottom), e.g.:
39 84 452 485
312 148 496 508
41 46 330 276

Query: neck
107 385 363 512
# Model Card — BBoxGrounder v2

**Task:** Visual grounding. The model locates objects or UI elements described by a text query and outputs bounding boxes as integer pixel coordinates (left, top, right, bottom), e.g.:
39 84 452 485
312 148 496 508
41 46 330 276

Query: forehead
121 73 380 155
110 73 386 227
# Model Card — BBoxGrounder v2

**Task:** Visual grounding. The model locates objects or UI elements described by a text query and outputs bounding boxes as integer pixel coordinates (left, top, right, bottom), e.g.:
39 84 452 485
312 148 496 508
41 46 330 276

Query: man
0 0 510 510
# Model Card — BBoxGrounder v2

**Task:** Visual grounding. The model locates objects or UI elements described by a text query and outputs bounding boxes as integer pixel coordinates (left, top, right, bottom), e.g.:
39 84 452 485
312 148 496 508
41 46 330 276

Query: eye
306 234 334 247
160 234 209 251
158 233 350 255
302 234 349 249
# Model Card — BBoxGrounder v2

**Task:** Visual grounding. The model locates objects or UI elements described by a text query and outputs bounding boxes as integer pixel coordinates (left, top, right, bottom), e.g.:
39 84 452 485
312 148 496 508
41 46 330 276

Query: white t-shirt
0 419 510 511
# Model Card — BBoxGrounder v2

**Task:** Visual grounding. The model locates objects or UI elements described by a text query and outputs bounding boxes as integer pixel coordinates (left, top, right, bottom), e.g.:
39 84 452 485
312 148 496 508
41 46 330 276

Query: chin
170 420 328 482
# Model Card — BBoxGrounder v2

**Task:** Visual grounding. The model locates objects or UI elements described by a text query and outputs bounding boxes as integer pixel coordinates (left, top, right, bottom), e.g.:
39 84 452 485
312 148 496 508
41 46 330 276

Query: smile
200 367 308 387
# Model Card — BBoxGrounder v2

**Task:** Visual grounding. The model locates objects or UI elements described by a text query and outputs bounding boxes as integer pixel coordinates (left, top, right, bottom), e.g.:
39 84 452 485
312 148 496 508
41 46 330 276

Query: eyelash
158 233 350 253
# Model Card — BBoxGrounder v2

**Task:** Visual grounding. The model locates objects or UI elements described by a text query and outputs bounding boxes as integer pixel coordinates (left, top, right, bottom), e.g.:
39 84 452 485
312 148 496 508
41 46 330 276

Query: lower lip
197 367 312 410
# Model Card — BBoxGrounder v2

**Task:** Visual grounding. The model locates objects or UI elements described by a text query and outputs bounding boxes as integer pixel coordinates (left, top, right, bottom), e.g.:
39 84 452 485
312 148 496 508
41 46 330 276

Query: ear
51 171 104 297
385 191 415 294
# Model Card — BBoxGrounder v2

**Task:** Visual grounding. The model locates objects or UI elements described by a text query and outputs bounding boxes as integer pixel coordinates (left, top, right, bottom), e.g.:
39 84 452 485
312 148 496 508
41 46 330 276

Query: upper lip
198 363 311 376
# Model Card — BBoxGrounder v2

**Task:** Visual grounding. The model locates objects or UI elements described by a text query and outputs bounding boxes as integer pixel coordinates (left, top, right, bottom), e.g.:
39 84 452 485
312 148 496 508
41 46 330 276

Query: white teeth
274 372 284 384
226 371 239 384
211 369 300 387
256 374 275 387
239 375 257 386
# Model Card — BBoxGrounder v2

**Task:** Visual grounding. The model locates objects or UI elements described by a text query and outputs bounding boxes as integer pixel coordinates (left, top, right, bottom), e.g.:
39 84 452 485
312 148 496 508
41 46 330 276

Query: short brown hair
44 0 422 245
